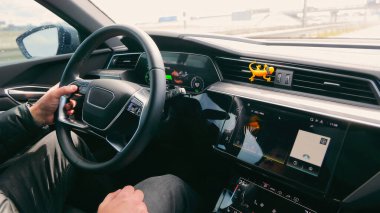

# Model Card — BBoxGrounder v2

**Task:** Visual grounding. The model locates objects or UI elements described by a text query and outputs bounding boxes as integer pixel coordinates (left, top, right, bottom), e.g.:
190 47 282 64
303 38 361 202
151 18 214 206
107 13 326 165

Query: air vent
108 53 141 70
292 72 379 105
215 57 275 86
216 56 380 106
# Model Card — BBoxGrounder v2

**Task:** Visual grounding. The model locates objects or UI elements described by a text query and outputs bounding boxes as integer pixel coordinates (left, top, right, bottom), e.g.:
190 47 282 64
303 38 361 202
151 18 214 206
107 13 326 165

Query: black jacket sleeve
0 104 44 163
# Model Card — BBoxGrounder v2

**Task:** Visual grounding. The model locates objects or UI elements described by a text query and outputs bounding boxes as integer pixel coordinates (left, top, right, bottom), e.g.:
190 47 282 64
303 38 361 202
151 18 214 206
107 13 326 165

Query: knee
142 174 191 197
159 174 188 194
136 174 198 213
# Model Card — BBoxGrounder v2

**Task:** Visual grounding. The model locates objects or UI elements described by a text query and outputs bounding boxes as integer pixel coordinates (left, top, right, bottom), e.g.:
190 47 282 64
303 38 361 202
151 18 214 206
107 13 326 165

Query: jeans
0 132 198 213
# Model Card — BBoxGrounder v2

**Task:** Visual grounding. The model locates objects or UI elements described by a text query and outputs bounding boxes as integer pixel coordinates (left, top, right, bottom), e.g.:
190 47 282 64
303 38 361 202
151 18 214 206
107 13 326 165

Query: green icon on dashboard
146 73 172 83
166 74 172 80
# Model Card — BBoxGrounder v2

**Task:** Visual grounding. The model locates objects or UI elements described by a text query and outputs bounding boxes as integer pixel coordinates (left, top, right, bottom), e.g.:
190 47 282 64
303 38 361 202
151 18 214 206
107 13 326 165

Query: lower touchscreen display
218 97 347 180
287 130 330 174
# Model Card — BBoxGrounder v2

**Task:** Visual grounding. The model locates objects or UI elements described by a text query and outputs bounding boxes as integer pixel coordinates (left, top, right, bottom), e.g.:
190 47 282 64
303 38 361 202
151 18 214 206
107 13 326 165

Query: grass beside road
0 31 26 64
314 24 371 38
0 48 24 65
0 31 23 50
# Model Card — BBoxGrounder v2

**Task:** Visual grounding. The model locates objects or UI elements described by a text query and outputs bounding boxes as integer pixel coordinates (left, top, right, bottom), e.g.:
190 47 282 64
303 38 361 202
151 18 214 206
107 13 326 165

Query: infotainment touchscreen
217 97 348 184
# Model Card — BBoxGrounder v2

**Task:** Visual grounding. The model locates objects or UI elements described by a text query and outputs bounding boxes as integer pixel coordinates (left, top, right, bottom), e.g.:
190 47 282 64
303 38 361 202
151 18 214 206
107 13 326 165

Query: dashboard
102 34 380 213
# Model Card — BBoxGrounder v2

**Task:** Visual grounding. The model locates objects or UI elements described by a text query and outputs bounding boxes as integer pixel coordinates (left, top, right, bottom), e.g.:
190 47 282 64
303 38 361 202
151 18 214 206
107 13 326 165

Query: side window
0 0 79 65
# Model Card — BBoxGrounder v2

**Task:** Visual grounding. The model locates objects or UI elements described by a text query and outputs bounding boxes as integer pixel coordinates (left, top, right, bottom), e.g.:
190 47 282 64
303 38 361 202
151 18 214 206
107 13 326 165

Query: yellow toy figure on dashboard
248 61 275 82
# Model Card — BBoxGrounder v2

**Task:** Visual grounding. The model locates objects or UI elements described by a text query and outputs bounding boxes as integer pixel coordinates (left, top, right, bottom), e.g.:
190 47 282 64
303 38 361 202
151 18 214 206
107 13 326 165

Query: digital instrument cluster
135 52 220 94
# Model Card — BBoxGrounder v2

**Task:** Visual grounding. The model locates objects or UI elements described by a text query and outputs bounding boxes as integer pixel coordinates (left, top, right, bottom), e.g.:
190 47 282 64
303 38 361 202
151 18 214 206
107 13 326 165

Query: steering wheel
55 25 166 172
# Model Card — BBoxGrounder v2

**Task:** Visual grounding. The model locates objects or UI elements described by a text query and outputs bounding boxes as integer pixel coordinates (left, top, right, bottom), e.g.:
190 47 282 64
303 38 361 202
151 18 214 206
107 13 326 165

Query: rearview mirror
16 25 80 59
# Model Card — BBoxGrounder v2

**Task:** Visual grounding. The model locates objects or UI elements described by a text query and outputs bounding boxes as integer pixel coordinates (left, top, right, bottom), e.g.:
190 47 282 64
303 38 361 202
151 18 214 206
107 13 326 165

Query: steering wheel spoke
57 96 89 131
105 134 128 152
101 89 150 152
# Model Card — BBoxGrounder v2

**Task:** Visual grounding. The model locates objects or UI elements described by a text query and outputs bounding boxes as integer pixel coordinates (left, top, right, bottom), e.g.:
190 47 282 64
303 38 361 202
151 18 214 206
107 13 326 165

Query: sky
0 0 368 26
92 0 368 24
0 0 62 26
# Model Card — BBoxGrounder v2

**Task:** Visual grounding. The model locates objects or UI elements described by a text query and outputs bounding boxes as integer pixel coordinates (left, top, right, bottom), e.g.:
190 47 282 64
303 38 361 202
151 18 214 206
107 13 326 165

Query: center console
210 95 349 212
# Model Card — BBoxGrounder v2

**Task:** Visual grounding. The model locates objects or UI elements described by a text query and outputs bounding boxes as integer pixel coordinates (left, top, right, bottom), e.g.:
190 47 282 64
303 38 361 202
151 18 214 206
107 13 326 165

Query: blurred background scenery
1 0 380 64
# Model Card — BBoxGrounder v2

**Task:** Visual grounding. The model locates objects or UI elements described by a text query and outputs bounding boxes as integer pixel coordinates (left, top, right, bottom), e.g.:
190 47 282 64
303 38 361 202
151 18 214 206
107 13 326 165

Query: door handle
5 86 50 104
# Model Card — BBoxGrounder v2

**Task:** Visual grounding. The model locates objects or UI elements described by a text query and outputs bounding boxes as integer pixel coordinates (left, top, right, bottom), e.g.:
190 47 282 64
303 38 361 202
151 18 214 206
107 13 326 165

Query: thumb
53 85 78 98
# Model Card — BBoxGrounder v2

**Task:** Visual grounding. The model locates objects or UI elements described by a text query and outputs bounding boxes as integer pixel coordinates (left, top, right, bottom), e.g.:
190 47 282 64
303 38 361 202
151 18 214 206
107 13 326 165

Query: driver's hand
29 84 78 126
98 186 148 213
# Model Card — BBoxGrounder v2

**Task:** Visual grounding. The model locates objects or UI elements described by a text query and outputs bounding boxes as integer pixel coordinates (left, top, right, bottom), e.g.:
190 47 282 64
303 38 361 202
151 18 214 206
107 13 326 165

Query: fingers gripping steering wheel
55 25 166 172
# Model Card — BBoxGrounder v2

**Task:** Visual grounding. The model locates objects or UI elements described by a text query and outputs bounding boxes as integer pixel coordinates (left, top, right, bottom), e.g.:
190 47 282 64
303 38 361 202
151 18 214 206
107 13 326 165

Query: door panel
0 49 111 111
0 97 18 112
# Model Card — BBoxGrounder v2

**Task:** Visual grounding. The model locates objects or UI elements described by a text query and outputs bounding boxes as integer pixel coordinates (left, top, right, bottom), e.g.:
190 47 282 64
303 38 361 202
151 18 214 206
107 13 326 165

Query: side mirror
16 24 80 59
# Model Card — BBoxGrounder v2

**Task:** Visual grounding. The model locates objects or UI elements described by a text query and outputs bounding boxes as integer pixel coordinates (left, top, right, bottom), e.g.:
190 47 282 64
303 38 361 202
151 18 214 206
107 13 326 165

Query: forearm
0 104 45 163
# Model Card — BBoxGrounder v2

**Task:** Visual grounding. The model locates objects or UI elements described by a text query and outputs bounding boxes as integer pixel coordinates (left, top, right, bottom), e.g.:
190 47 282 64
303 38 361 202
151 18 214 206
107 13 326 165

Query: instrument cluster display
135 52 220 93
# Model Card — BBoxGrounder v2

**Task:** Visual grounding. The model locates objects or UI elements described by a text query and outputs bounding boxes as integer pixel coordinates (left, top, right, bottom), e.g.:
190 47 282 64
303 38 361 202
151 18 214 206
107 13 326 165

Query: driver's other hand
29 84 78 126
98 186 147 213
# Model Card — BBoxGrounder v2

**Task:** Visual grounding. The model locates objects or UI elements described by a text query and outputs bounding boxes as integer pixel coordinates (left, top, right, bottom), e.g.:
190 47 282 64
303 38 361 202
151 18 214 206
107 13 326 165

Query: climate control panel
214 177 319 213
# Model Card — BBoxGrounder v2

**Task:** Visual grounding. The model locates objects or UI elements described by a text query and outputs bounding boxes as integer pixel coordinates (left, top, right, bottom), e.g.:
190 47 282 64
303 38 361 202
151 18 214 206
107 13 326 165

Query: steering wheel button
127 100 142 116
79 86 88 94
136 108 142 116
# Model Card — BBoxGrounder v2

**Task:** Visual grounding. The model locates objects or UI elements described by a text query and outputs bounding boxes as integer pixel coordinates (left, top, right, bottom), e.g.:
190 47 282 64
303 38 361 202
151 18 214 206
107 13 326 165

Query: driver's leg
0 131 92 213
135 174 199 213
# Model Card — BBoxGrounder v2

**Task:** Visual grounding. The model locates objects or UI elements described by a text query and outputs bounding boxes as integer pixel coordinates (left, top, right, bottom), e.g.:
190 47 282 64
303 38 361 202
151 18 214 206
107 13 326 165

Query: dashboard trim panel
208 81 380 128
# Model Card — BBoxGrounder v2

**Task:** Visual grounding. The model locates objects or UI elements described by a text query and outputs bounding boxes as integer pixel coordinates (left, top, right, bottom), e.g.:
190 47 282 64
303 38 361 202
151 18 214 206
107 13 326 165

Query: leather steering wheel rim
55 24 166 172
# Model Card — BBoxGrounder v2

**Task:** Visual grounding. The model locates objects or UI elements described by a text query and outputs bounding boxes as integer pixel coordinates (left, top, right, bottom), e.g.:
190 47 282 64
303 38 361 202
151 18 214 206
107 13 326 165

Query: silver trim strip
323 82 340 87
208 82 380 128
5 86 50 104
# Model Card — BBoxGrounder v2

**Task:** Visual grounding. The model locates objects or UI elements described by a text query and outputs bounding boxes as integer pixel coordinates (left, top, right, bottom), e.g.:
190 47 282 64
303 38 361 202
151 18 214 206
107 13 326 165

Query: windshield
92 0 380 39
